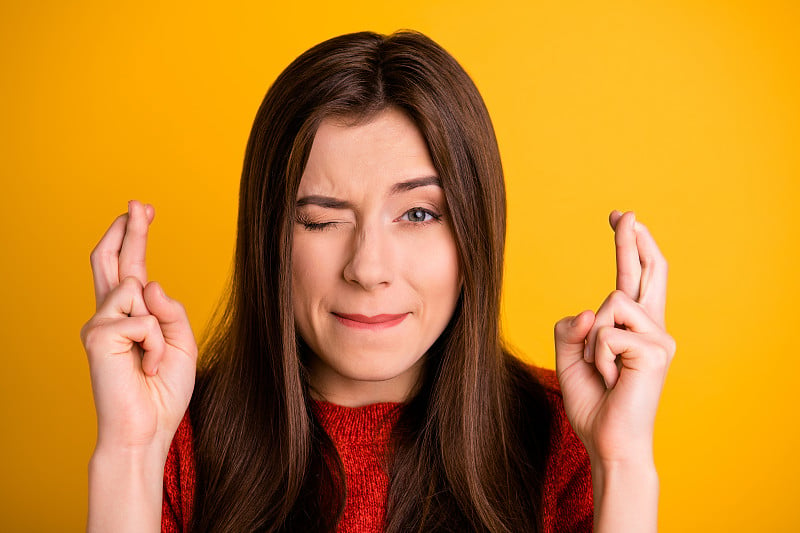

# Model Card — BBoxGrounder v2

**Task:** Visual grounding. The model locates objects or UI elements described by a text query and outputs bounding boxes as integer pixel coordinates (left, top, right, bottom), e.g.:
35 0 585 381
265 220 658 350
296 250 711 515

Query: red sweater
161 367 593 532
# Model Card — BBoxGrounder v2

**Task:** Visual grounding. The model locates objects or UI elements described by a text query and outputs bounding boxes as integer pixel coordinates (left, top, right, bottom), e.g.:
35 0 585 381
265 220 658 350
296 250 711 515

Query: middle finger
611 210 641 301
118 200 154 295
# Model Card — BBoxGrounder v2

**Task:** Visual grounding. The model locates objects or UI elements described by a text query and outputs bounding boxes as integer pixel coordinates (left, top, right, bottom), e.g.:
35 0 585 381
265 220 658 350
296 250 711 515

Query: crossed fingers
90 201 155 314
584 211 671 385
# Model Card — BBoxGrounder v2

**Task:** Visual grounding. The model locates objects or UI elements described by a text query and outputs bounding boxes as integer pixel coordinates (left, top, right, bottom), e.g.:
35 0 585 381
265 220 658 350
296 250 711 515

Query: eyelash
296 208 442 232
397 207 442 225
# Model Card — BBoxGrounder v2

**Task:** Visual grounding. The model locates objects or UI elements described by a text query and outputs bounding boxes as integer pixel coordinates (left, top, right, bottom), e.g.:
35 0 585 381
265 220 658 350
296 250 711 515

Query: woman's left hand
554 210 676 466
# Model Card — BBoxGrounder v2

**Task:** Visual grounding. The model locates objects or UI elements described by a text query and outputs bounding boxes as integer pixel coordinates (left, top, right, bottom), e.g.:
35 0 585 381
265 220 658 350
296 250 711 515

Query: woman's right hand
81 200 197 457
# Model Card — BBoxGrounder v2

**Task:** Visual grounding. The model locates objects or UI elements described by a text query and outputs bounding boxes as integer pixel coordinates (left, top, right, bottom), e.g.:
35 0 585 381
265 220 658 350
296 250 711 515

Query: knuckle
644 342 670 372
609 289 627 304
81 320 104 348
119 276 143 291
596 325 614 344
144 314 160 331
79 320 92 345
648 251 665 266
89 246 111 268
655 343 670 362
665 335 677 359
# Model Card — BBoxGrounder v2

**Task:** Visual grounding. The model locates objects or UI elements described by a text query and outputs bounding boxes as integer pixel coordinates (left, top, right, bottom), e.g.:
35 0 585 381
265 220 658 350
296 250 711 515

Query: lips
332 312 409 330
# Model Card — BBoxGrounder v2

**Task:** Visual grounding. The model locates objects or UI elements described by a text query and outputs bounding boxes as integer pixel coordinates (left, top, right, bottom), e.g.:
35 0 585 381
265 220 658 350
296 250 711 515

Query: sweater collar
311 399 402 446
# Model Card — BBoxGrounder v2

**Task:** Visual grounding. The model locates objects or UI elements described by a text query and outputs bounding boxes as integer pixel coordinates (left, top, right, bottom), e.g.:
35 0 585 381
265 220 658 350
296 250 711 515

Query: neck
308 358 424 407
308 378 413 407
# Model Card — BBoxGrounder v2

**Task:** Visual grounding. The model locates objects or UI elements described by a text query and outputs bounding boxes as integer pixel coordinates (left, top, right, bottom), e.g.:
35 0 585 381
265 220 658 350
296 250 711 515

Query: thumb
143 281 197 359
554 310 594 373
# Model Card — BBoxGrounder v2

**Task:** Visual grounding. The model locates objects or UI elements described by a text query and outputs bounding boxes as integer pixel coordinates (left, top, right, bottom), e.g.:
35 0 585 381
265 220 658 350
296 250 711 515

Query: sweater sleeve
535 367 594 533
161 410 196 533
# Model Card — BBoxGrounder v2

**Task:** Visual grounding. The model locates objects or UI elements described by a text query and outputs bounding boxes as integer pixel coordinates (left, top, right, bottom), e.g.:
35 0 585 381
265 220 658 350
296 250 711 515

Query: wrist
93 426 175 462
590 450 657 474
591 457 659 489
591 458 660 533
586 434 655 471
90 440 169 471
88 446 166 533
89 443 169 501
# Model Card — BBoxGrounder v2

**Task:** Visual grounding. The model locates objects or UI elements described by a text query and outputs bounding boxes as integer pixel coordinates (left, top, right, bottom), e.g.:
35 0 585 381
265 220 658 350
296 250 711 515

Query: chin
309 347 425 403
334 353 421 382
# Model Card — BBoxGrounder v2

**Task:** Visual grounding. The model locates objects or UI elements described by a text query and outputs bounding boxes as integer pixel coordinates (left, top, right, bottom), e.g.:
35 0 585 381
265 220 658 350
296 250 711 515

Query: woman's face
292 107 461 406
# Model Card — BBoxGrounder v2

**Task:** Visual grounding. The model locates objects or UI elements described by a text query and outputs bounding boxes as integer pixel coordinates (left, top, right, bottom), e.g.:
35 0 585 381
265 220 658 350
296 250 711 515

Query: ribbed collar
311 400 402 446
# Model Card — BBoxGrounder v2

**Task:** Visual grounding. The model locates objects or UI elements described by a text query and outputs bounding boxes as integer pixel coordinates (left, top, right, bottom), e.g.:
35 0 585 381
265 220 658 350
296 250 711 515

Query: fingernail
570 314 579 327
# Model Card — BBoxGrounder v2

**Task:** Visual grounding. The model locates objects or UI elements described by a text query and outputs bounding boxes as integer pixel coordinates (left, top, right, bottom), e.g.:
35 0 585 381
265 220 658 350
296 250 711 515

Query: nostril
342 230 393 290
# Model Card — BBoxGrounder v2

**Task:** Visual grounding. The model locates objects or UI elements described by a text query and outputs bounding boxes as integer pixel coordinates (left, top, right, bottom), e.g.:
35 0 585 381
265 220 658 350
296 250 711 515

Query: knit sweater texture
161 366 593 532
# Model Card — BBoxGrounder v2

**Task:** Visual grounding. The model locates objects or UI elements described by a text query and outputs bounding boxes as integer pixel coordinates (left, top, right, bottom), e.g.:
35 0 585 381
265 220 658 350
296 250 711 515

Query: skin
555 209 675 531
81 112 674 531
292 108 461 407
81 201 197 532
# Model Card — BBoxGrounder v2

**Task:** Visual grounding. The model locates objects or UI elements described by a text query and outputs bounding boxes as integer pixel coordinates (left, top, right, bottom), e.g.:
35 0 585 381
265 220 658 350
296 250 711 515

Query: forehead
298 107 438 196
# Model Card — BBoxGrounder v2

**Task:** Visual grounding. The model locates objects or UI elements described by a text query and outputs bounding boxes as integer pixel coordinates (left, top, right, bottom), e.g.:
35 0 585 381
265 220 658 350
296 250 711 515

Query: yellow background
1 1 797 530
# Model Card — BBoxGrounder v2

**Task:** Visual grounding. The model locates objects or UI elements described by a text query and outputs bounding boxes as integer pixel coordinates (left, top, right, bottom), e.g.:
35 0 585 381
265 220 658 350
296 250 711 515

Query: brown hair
190 30 553 532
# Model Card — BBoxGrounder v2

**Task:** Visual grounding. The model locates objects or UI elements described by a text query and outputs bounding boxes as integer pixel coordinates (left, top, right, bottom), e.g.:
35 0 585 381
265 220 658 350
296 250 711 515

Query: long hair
190 30 552 532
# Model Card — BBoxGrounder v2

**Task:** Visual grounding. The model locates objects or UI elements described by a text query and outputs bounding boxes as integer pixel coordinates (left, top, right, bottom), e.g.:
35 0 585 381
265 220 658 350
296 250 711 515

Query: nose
343 225 393 291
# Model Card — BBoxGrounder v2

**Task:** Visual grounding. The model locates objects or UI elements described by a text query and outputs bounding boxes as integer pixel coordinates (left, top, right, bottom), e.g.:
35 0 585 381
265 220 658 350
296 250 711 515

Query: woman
82 30 674 532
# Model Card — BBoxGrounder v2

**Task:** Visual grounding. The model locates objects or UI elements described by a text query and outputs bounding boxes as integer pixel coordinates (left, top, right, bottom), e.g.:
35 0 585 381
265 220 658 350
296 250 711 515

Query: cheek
291 234 346 316
409 230 461 303
291 237 324 318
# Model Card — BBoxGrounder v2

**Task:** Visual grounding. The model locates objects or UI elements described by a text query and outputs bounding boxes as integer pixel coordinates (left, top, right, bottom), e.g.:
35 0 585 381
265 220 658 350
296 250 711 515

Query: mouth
332 312 409 330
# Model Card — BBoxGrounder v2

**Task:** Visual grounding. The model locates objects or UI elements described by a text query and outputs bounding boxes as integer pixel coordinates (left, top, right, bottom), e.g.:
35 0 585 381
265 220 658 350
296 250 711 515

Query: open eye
398 207 441 223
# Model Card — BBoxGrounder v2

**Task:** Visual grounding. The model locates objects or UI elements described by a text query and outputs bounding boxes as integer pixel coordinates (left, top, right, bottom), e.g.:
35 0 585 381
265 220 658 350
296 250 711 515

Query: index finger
90 212 128 309
118 200 154 296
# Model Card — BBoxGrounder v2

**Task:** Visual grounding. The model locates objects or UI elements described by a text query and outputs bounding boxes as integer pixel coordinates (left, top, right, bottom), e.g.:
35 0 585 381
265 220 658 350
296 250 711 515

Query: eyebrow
296 175 442 209
389 175 441 195
295 195 354 210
